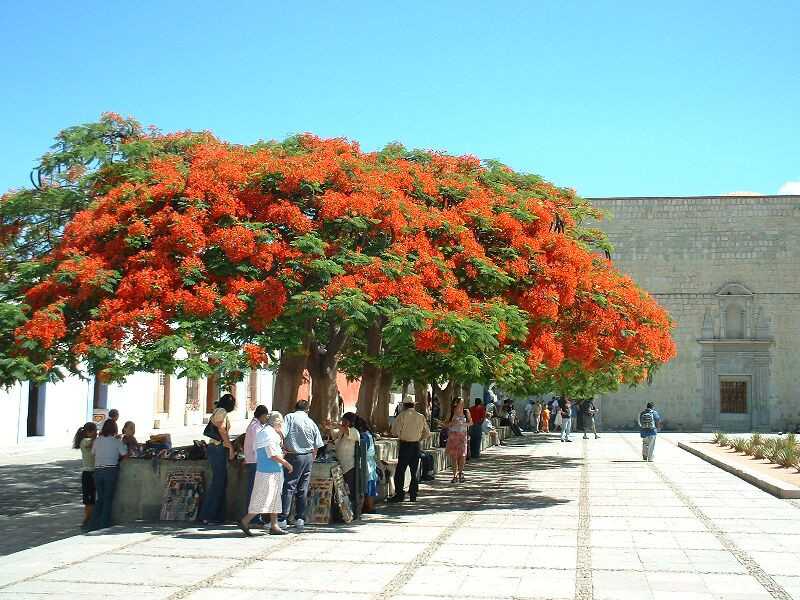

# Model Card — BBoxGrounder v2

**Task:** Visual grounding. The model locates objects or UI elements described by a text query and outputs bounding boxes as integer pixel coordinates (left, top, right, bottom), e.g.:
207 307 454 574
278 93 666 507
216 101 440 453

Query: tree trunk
401 379 410 400
356 322 383 422
414 381 429 419
371 368 394 434
272 352 308 414
307 351 340 424
307 325 349 424
461 383 472 405
439 380 457 412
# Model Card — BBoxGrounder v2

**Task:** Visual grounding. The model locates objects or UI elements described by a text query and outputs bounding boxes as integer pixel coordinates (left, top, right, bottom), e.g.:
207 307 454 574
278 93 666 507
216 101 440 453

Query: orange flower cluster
10 120 675 388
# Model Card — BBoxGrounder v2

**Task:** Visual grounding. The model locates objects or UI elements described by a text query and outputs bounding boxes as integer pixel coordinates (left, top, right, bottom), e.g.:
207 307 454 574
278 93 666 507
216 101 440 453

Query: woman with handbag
443 396 472 483
199 393 236 524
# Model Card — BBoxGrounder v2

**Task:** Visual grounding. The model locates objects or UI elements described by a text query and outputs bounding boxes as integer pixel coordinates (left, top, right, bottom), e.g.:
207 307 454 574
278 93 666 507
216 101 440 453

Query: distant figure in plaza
389 396 431 502
443 396 472 483
322 412 361 506
244 404 269 525
239 411 293 536
530 400 542 433
73 421 98 528
279 400 324 531
549 397 559 432
101 408 119 433
120 421 139 452
524 400 533 430
431 396 441 422
570 401 579 431
354 415 379 513
581 399 599 439
87 419 129 532
559 398 573 442
468 398 487 459
482 411 503 447
199 393 236 525
638 402 661 461
540 403 550 433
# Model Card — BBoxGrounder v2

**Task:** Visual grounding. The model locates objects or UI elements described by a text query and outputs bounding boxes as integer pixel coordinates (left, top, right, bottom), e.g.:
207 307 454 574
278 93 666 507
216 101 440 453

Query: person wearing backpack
638 402 661 461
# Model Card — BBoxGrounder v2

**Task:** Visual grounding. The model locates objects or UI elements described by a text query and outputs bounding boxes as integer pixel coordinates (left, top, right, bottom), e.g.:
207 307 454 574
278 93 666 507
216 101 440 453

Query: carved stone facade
589 195 800 432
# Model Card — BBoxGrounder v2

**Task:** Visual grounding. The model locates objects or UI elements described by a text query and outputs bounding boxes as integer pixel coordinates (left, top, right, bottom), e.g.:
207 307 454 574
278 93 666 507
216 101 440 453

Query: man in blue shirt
638 402 661 462
278 400 324 531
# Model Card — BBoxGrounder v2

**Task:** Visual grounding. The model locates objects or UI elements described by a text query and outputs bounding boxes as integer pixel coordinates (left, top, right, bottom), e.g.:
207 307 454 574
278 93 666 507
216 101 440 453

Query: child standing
72 421 98 529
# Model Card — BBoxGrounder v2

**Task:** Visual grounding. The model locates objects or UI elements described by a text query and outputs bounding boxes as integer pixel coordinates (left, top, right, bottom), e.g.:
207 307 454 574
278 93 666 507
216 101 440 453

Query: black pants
469 424 483 458
394 441 420 499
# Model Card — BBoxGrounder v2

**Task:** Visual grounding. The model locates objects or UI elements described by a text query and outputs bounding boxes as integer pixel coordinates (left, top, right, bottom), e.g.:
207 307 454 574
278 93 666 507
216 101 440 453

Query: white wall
2 368 276 448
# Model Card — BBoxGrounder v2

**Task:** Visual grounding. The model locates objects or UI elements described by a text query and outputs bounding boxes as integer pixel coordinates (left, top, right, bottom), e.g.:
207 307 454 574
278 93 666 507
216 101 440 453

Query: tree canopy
0 115 676 416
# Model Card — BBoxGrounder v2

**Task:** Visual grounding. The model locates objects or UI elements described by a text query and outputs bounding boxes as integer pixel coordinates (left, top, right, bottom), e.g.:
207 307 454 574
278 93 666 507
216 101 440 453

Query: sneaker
277 519 288 529
294 518 304 531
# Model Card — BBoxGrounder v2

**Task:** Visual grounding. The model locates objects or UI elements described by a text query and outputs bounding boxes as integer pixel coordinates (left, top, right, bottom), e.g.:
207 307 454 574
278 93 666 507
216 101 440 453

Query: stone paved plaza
2 433 800 599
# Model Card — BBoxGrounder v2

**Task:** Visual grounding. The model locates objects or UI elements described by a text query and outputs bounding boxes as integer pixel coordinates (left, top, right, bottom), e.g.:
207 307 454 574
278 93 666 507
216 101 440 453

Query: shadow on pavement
3 433 580 548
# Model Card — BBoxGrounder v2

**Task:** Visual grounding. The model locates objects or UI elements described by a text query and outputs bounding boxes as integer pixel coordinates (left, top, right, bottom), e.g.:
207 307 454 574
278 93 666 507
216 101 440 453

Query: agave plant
733 437 748 453
776 443 799 468
753 442 767 460
713 430 727 444
765 438 781 462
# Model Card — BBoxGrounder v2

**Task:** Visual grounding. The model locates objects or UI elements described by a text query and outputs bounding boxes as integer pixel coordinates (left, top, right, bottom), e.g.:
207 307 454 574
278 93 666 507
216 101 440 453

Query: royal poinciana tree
0 115 676 427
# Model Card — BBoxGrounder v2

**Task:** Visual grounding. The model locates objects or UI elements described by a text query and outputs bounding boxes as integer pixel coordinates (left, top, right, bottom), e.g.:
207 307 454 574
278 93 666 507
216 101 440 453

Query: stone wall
589 195 800 432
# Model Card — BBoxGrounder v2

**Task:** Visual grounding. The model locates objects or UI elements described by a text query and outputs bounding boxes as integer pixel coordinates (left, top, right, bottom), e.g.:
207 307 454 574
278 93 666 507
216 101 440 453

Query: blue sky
1 1 799 198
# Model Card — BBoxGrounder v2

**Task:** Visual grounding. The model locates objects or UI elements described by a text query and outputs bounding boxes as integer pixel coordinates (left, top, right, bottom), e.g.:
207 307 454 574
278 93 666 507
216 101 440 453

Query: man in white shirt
278 400 324 531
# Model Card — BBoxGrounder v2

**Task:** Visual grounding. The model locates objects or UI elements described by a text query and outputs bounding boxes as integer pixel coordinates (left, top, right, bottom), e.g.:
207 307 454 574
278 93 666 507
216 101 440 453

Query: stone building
590 195 800 432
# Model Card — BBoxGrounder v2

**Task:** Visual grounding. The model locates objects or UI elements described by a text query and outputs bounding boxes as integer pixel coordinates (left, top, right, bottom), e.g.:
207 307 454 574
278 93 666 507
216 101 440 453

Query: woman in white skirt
239 411 293 536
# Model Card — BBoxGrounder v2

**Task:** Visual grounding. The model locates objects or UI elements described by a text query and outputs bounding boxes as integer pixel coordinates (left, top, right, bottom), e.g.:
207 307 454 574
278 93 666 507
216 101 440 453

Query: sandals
450 475 458 483
238 520 253 537
458 472 465 483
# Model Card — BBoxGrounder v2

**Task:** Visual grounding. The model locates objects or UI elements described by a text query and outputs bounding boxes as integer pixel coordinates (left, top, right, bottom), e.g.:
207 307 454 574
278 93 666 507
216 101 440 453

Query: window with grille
720 381 747 413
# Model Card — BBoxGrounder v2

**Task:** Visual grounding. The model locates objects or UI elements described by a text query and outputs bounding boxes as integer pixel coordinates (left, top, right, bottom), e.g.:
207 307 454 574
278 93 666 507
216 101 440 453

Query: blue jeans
87 466 119 531
560 418 572 441
469 424 483 458
279 453 313 522
200 444 228 522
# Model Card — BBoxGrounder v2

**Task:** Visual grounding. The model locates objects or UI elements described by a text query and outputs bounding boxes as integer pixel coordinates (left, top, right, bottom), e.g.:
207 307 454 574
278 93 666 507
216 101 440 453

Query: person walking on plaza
581 399 599 439
244 404 269 525
240 411 294 536
389 397 431 502
73 421 98 528
540 403 550 433
278 400 323 531
444 396 473 483
559 398 573 442
530 400 542 433
468 398 487 459
638 402 661 461
87 419 129 532
199 393 236 525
